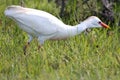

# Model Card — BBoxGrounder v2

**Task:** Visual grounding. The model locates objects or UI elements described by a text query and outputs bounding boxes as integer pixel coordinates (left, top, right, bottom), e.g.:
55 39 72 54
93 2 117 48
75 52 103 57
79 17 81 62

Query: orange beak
99 22 110 29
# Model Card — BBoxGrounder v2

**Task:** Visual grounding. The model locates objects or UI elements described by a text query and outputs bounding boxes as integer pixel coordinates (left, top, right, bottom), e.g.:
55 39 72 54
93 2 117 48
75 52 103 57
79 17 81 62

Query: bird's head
85 16 110 29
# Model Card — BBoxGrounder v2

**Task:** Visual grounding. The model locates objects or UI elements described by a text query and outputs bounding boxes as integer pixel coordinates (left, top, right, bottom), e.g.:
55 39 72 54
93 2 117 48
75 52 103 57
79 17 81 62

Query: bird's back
5 5 67 37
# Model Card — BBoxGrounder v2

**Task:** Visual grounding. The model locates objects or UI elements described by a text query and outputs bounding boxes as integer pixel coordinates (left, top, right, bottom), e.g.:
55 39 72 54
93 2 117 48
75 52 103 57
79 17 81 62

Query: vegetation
0 0 120 80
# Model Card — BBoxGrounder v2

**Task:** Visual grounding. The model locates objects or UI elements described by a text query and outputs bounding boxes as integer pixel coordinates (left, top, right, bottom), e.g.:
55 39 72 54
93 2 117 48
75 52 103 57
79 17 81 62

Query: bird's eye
98 21 101 24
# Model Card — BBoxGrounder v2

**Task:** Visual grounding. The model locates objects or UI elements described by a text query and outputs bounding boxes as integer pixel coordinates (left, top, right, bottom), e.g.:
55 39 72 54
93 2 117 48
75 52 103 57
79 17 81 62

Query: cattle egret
4 5 110 54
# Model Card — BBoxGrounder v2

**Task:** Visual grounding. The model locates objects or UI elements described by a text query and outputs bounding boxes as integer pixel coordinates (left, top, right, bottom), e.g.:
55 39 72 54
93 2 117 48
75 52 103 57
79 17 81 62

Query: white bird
4 5 110 54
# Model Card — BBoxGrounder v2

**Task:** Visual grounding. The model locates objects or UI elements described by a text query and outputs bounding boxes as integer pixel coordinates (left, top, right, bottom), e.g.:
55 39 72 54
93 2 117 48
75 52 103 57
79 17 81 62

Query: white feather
5 5 107 45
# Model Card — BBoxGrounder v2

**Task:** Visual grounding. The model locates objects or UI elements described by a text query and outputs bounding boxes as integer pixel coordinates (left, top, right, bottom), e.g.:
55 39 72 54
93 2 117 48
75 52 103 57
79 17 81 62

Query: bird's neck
66 21 89 37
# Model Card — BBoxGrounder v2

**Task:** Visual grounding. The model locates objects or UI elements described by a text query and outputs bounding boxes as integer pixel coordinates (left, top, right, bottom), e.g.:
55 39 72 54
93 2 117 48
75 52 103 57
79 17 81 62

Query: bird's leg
38 45 42 50
23 35 33 55
37 36 45 51
23 42 30 55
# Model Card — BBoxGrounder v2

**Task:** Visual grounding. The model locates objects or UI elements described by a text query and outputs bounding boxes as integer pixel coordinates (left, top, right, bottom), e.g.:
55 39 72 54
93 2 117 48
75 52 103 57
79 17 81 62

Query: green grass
0 0 120 80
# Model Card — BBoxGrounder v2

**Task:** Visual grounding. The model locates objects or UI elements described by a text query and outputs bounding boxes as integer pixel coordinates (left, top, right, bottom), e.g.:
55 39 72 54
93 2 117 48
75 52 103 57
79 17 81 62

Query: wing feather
5 6 66 35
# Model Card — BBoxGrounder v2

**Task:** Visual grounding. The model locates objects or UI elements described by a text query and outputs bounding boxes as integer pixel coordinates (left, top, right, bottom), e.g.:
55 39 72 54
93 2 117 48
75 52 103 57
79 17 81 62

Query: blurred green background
0 0 120 80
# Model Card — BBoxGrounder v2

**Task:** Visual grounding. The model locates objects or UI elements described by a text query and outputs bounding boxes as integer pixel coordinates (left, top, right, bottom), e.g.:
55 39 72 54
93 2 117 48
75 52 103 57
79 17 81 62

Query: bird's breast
48 29 69 40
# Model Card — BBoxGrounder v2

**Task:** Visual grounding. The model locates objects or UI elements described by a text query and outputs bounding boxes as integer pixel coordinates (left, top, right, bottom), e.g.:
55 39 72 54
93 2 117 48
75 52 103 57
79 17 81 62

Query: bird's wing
7 6 66 35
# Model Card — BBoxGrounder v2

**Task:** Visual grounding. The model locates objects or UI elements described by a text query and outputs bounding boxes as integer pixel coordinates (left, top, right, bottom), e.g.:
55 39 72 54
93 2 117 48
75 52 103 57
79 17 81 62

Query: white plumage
4 5 110 53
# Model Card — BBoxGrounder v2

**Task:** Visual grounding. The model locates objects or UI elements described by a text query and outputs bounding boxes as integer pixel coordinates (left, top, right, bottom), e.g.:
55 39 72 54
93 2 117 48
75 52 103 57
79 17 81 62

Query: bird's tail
6 5 23 10
4 5 24 17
